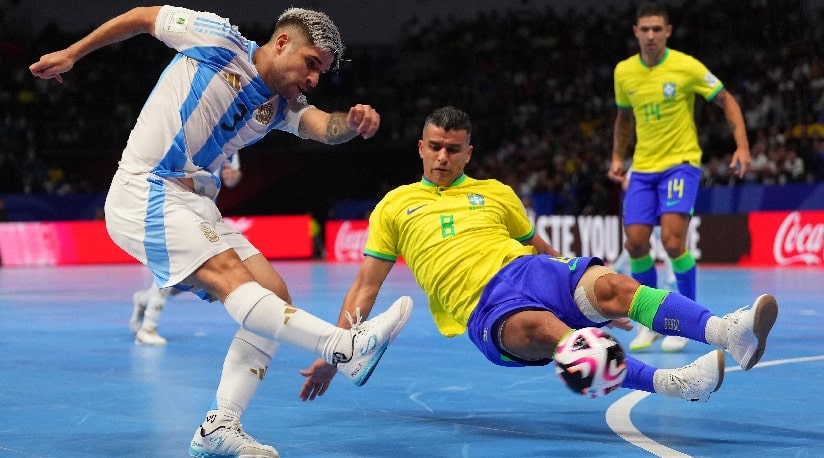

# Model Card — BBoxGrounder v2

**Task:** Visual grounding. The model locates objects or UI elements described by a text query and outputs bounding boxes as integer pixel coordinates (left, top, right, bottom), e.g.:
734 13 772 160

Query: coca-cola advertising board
747 210 824 266
325 211 824 267
325 220 369 262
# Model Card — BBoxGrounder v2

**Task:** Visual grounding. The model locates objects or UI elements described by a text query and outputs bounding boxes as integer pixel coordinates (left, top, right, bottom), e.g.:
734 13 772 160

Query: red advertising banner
325 220 369 262
746 210 824 266
0 215 313 266
323 211 824 267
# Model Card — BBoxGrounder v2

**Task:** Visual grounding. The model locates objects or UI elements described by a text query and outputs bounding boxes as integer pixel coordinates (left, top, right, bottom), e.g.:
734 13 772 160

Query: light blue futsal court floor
1 261 822 457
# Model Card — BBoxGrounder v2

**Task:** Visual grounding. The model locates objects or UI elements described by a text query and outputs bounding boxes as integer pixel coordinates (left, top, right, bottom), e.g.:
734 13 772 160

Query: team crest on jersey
468 193 485 209
255 103 274 125
221 72 242 92
663 82 676 99
200 223 220 243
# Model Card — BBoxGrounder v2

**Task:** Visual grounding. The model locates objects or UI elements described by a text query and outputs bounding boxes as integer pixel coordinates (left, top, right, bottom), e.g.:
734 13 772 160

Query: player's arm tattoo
324 113 358 144
612 109 635 157
713 89 741 136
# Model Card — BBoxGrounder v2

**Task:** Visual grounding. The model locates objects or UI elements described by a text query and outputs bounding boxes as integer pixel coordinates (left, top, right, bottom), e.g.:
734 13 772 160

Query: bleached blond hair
275 8 345 71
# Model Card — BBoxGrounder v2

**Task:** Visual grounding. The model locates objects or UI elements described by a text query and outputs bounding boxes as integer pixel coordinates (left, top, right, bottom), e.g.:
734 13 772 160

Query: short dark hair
637 2 669 24
422 106 472 137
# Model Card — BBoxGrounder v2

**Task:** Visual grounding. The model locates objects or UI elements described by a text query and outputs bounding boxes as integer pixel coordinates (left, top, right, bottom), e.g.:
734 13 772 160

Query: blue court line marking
605 355 824 457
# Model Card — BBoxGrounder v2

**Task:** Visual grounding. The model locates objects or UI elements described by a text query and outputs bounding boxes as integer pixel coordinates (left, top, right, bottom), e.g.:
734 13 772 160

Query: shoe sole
352 296 413 387
743 294 779 370
711 349 725 393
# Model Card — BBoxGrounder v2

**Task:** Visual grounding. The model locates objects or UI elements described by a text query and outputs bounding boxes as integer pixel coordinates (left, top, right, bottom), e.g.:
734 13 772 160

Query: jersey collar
421 173 468 188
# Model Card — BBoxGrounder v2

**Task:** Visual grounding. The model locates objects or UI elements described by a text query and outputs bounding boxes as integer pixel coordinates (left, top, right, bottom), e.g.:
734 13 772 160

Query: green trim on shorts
628 285 670 328
630 254 655 273
671 250 696 273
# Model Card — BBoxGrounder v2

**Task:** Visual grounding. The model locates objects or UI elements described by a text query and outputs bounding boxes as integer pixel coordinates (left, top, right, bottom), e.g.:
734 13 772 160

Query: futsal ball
554 327 627 398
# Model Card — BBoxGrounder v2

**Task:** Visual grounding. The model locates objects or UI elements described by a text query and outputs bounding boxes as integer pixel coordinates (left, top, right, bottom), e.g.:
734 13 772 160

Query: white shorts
104 169 259 294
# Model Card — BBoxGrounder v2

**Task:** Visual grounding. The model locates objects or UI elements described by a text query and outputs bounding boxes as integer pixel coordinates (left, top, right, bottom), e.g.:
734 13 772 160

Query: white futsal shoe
130 287 168 346
135 327 167 346
189 410 278 458
629 325 661 351
334 296 413 386
660 335 689 352
656 349 725 403
724 294 779 370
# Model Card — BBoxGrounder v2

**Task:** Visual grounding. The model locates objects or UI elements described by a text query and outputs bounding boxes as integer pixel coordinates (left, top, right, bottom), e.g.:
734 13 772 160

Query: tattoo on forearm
325 113 357 144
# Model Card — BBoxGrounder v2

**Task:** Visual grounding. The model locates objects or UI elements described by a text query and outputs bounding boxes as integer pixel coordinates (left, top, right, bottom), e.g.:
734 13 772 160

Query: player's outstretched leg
335 296 413 386
189 410 279 458
723 294 778 370
654 349 725 403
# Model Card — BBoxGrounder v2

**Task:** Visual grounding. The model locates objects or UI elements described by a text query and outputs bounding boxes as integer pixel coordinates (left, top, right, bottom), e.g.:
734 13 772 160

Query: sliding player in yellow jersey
298 106 776 405
609 2 752 353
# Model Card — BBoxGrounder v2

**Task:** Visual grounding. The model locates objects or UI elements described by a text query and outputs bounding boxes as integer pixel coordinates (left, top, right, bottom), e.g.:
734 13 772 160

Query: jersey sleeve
687 55 724 101
363 194 399 262
497 182 535 242
278 96 313 137
614 61 631 108
154 6 248 57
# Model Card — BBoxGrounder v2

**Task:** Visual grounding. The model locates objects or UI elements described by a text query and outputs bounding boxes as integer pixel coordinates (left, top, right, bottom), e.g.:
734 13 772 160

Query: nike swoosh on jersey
665 200 681 207
568 257 580 271
406 204 427 215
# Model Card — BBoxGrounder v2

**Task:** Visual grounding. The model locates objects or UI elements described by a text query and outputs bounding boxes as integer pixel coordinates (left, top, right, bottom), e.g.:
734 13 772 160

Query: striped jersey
364 175 536 337
119 5 312 199
614 48 723 172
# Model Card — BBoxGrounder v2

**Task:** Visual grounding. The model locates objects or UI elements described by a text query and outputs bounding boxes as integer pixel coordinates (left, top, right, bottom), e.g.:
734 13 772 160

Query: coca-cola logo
333 221 369 261
773 211 824 265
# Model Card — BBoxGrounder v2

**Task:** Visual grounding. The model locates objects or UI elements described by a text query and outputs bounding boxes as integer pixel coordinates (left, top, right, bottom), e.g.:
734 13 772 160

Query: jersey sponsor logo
406 204 427 215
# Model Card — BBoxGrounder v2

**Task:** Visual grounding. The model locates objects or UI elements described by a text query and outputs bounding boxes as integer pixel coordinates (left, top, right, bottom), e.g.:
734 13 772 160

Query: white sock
224 282 349 365
215 328 278 417
141 290 165 331
703 316 728 348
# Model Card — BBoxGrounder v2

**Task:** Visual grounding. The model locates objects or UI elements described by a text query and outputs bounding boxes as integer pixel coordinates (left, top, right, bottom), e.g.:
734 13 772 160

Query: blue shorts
622 164 701 226
466 255 606 367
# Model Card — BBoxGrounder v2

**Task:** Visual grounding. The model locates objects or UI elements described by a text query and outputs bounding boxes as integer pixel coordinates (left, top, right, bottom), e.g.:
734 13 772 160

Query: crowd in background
2 0 824 216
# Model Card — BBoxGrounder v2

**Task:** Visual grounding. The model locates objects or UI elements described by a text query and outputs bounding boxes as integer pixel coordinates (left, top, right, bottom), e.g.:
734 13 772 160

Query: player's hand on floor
299 358 338 401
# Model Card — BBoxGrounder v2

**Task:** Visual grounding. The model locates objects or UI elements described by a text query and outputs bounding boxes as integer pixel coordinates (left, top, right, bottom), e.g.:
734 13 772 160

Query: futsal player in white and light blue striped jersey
30 6 413 457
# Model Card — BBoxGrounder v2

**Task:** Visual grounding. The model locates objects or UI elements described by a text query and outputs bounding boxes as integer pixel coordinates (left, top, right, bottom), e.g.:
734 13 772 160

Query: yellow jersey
614 48 723 172
364 175 536 337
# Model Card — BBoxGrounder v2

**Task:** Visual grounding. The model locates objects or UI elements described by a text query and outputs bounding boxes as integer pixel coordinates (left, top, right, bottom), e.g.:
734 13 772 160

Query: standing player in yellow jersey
609 2 751 353
298 106 777 405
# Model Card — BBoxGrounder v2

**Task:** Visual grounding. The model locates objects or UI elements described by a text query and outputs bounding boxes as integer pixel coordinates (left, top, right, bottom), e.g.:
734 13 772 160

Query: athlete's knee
223 281 272 326
593 272 638 316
